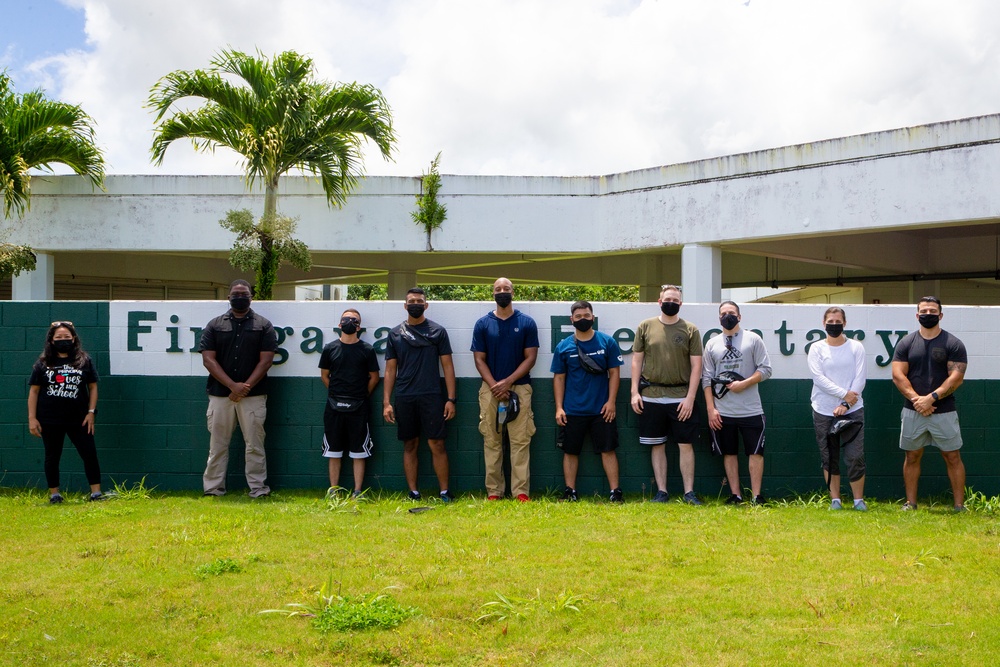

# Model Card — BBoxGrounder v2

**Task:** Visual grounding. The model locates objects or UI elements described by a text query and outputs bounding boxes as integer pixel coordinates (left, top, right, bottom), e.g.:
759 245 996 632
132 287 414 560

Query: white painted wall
16 115 1000 255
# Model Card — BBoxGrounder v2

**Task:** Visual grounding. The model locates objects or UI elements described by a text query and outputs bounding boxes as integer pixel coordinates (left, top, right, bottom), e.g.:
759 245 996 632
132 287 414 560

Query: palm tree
0 71 105 277
148 49 395 298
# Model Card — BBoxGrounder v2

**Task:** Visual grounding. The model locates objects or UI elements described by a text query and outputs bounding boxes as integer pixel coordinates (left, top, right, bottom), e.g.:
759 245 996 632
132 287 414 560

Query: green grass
1 489 999 666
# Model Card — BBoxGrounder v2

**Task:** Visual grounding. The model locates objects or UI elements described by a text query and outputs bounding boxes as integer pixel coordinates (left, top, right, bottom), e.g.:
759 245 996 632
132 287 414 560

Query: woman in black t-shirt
27 321 106 503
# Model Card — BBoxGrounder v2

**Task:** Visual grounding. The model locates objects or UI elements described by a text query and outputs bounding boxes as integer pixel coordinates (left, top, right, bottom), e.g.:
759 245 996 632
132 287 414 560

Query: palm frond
149 50 395 212
1 73 105 219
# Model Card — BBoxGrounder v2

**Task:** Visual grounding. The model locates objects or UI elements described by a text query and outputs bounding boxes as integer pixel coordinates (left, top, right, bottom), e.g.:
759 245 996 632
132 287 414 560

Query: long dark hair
40 321 90 369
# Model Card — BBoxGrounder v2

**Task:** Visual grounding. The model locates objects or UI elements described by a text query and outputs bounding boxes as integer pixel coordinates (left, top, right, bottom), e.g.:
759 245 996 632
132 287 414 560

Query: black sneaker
562 487 579 502
439 490 454 502
609 488 624 503
650 490 669 503
752 495 766 506
682 491 704 506
49 493 64 504
725 494 743 505
408 490 422 501
87 492 106 502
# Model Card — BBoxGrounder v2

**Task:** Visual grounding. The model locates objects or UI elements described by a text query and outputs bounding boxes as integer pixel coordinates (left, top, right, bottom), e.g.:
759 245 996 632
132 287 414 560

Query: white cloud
21 0 1000 178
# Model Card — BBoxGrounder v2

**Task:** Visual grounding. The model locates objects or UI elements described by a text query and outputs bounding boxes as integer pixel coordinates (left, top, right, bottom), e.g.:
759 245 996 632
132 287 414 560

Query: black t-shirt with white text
29 357 98 423
384 320 453 397
893 329 967 413
318 339 380 403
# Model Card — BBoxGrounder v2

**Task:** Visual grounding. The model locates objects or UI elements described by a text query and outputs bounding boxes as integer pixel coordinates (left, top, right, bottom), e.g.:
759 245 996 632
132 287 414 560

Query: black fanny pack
575 340 607 375
328 396 365 413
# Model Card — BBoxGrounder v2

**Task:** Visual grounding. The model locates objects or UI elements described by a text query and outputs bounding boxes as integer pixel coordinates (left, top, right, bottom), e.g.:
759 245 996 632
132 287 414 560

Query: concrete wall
3 300 998 499
13 115 1000 255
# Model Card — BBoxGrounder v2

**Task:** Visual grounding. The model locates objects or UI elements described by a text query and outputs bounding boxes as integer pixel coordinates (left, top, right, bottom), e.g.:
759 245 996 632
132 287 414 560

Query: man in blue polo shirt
471 277 539 501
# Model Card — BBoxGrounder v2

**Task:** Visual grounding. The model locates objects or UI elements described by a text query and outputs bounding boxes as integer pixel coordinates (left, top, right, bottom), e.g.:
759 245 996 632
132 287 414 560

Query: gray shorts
899 409 963 452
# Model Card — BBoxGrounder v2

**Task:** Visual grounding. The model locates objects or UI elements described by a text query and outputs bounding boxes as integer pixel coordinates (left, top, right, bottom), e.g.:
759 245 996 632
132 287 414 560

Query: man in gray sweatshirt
702 301 772 505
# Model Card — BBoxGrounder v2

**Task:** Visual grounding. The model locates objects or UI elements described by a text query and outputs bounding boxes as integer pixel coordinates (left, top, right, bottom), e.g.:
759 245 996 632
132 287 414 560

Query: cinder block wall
2 301 995 499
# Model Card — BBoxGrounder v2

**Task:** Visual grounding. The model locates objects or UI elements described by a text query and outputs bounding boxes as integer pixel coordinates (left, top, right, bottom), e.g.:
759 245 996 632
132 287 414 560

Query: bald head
493 277 513 294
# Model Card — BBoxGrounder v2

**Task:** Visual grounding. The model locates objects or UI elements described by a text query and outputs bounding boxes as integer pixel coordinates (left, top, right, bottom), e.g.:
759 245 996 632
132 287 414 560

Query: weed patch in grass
110 476 157 500
194 557 243 578
477 589 586 623
324 486 366 513
964 487 1000 514
264 579 418 633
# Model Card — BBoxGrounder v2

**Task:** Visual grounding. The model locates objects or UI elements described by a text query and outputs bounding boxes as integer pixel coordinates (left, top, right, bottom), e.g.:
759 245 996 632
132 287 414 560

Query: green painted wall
2 302 997 498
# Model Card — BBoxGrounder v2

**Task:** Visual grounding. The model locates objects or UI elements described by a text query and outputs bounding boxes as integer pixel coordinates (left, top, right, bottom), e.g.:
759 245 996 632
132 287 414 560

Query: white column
681 244 721 304
12 252 54 300
387 271 417 300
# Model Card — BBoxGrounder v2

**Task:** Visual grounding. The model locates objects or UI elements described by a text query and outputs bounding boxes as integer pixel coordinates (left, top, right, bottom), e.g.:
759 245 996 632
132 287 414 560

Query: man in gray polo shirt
702 301 772 505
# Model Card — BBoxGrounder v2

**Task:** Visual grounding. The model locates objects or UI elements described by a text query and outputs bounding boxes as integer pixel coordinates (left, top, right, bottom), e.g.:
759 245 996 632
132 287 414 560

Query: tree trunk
264 178 279 220
255 235 279 300
254 178 280 299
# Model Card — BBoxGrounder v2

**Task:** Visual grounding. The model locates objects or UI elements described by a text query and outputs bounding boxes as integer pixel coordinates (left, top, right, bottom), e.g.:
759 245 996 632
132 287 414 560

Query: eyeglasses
51 321 74 327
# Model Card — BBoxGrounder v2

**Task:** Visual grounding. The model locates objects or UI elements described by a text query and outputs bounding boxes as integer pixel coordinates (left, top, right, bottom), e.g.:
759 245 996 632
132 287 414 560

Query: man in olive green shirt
630 285 704 504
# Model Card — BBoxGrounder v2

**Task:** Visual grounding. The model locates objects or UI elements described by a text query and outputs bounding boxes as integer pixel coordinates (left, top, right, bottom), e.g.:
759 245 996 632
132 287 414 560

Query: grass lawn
2 488 998 666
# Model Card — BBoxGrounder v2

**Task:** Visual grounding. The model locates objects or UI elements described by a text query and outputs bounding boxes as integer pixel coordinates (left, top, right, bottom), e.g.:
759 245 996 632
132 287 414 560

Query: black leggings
41 421 102 488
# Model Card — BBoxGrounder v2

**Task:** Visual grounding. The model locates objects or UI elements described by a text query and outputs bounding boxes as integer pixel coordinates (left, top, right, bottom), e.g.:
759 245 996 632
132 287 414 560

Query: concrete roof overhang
11 114 1000 298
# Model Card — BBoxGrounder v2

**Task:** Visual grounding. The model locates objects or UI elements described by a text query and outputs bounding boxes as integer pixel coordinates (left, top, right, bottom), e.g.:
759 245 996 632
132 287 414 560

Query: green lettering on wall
373 326 391 355
165 314 182 352
127 311 156 351
846 330 865 341
775 320 795 356
803 329 825 355
550 315 573 352
273 326 293 365
188 326 203 352
613 327 635 355
300 326 324 353
875 330 909 367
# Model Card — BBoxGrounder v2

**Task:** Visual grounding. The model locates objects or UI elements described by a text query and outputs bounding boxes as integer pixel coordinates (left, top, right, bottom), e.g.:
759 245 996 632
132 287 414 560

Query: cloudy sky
3 0 1000 178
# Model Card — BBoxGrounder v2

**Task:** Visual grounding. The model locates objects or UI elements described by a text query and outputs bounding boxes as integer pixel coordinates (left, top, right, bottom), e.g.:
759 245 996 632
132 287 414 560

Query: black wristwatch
840 401 850 409
931 391 940 402
446 397 457 403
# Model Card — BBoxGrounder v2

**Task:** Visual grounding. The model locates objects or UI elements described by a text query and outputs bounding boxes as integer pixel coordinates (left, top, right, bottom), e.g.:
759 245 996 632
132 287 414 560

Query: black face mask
720 313 739 330
53 340 74 354
660 302 680 317
406 304 426 319
494 293 513 308
340 319 359 335
825 323 844 338
572 318 594 332
918 314 940 329
229 296 251 312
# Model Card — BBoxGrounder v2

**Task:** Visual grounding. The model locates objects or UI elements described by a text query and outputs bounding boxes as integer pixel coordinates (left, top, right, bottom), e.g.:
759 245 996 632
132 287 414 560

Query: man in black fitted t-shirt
383 287 457 501
891 296 969 512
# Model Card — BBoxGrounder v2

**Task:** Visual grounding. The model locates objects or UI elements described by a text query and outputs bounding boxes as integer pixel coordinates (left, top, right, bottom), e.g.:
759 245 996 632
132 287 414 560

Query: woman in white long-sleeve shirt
807 307 868 511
